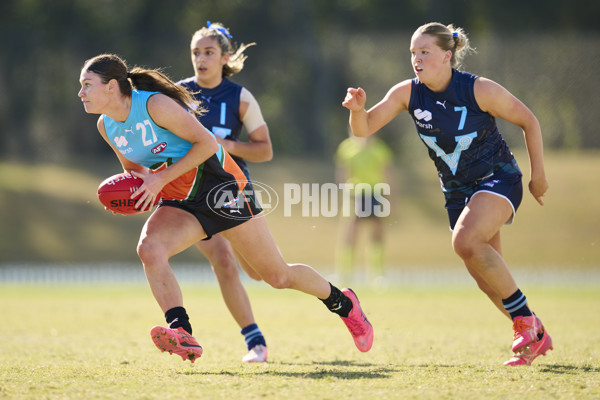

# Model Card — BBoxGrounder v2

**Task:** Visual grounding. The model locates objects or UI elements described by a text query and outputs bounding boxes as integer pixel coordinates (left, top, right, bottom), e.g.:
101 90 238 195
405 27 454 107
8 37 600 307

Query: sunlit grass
0 284 598 399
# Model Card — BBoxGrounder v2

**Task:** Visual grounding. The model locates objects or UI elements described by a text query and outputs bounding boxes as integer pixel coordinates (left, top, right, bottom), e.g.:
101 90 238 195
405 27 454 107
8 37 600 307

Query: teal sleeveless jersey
103 90 210 170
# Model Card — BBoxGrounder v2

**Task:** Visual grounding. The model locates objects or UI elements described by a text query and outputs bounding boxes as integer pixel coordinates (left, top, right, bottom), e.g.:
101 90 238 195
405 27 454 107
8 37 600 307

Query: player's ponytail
82 53 203 116
414 22 476 69
127 67 203 114
447 24 475 69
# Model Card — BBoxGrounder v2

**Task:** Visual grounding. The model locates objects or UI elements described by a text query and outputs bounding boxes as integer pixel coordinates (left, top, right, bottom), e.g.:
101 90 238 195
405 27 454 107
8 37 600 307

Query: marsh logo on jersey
414 108 432 121
414 108 433 129
114 136 128 147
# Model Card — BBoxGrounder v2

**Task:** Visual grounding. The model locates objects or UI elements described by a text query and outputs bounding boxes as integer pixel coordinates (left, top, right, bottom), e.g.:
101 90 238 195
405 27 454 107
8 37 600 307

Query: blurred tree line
1 0 599 165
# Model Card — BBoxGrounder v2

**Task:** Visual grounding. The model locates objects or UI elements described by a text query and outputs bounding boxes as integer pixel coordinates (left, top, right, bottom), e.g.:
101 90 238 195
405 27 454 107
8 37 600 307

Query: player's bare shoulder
147 92 193 128
96 115 106 132
473 77 510 113
383 79 412 112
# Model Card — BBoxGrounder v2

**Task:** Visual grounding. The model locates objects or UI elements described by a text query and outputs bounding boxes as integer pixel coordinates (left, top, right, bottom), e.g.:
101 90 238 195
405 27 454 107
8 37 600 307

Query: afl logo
207 180 279 220
151 142 167 154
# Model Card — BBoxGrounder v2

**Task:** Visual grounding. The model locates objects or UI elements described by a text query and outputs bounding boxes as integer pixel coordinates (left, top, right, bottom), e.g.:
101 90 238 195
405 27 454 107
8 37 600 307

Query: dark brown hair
191 22 255 78
82 53 204 115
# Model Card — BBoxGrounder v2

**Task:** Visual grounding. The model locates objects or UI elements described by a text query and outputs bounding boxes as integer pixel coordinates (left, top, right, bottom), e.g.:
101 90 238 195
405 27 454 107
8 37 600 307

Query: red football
97 172 154 215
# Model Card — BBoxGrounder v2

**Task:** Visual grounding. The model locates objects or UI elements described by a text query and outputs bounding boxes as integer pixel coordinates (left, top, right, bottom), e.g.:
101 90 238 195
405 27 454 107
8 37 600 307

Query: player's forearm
221 139 273 163
349 108 370 137
522 121 546 180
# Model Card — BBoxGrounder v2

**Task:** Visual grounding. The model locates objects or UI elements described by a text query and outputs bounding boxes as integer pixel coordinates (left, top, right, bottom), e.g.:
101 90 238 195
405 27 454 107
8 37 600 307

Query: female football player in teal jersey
177 22 272 363
342 22 551 366
78 53 374 364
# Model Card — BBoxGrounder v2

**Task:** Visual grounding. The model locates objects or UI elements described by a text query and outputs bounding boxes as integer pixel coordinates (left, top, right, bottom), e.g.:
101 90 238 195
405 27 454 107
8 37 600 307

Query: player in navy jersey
342 22 551 366
177 22 273 362
79 53 374 364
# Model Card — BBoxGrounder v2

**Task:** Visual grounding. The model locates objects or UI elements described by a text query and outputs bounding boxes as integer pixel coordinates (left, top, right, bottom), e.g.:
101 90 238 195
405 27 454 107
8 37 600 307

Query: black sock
502 289 533 320
320 283 352 318
165 306 192 335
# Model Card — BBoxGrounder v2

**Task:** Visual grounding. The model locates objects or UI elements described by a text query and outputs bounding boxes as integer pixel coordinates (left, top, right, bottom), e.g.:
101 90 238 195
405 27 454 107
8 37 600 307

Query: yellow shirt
335 137 392 187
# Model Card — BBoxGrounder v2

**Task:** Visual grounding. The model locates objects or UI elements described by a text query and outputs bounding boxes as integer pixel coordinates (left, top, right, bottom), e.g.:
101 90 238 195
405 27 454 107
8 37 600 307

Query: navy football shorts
444 170 523 231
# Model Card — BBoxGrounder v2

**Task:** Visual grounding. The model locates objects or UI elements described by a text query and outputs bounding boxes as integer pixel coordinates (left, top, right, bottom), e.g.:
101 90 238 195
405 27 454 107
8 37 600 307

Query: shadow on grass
406 363 600 374
288 360 377 368
258 368 394 380
178 362 600 380
539 364 600 374
180 360 396 380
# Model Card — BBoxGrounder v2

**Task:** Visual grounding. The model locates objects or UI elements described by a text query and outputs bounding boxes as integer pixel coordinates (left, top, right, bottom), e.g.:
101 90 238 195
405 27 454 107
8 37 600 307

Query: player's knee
137 240 166 266
210 253 239 279
452 231 475 260
262 270 291 289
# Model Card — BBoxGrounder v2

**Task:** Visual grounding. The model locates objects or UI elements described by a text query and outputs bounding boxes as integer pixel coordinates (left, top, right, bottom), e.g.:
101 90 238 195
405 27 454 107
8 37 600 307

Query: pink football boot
504 327 553 366
150 326 203 363
511 315 543 352
340 288 374 352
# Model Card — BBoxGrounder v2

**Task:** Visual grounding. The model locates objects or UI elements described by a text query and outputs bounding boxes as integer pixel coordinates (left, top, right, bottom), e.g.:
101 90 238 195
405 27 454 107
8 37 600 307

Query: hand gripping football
97 172 156 215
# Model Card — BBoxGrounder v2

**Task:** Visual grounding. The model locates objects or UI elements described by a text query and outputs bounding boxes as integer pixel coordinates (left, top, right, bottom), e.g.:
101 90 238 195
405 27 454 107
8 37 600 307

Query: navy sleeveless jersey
178 77 248 171
408 69 521 197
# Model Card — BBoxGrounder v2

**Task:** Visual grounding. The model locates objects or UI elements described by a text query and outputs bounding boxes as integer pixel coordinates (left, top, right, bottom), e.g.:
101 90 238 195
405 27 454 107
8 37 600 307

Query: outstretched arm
342 80 412 137
342 87 370 137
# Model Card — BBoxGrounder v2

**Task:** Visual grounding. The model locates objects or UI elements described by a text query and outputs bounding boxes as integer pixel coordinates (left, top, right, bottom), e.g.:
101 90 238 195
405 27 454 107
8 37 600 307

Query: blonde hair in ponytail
413 22 476 69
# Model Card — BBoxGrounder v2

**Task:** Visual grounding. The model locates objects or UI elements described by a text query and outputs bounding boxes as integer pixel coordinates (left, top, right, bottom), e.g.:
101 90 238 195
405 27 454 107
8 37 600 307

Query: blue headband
207 21 233 39
452 32 458 37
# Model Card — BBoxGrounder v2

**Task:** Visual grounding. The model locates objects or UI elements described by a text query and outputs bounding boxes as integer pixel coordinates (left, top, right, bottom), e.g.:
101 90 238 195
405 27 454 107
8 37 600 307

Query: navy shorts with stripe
445 170 523 230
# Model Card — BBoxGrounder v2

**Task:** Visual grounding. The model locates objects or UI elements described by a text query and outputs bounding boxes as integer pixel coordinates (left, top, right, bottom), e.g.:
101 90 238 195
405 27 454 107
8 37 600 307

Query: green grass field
1 283 599 399
1 152 599 398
